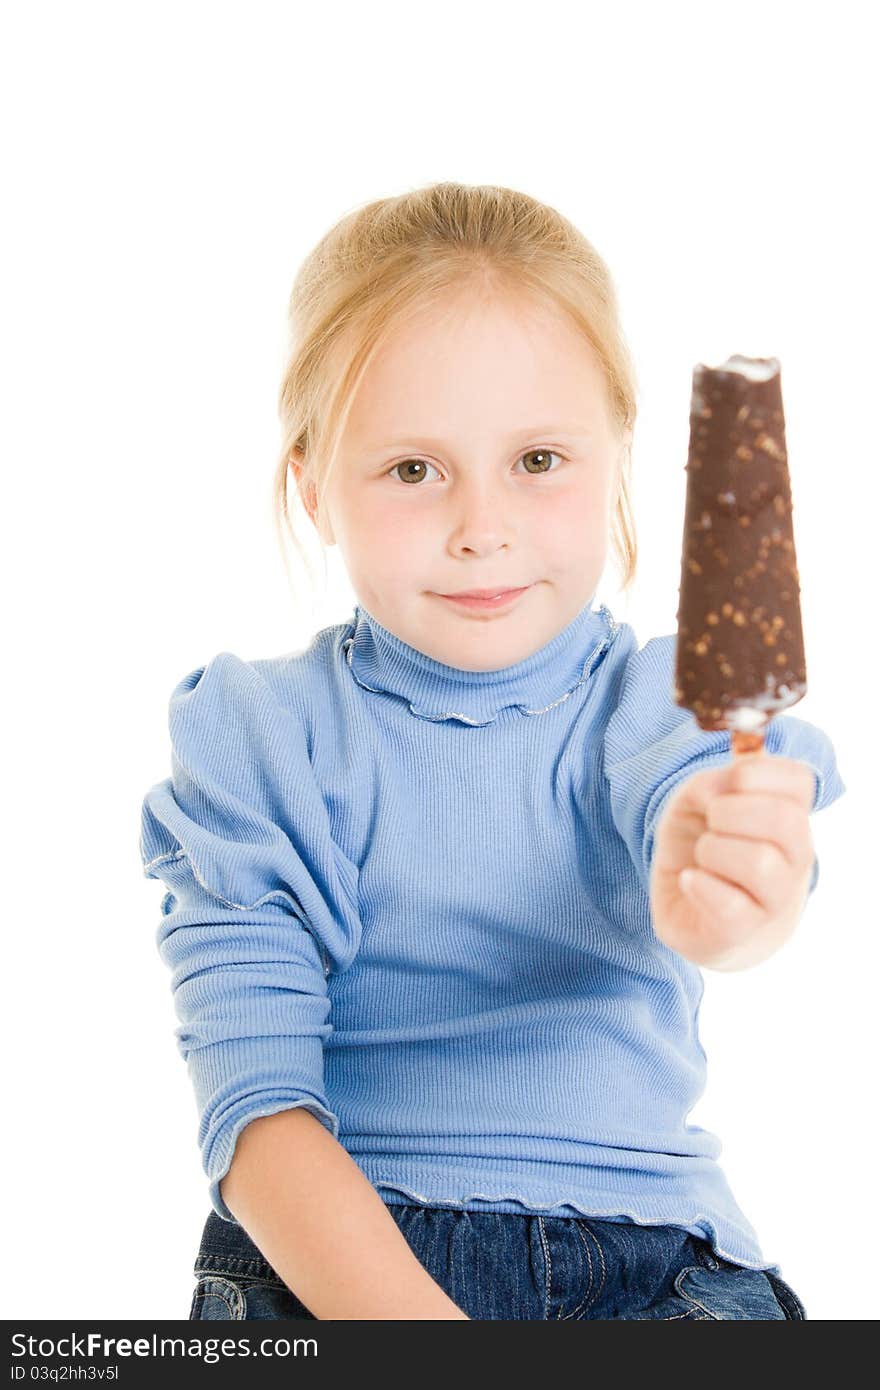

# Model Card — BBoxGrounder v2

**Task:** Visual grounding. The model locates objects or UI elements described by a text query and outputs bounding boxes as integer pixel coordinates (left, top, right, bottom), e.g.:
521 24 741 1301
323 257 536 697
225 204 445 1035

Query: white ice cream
715 354 780 381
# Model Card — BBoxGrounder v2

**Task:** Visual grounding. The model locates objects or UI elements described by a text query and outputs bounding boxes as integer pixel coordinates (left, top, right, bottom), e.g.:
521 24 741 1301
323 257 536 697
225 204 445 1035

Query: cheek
346 504 426 578
532 481 609 546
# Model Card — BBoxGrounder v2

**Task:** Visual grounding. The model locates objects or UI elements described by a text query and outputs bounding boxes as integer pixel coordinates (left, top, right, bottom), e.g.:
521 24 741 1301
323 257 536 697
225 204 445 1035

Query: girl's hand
649 751 816 970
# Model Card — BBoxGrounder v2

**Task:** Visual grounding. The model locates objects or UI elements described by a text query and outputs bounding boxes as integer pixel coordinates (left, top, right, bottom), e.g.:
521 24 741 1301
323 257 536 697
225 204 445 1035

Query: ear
287 447 317 521
288 448 335 545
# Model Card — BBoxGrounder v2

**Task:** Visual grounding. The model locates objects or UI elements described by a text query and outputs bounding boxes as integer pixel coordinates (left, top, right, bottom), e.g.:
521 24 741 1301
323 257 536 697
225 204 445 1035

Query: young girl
139 181 844 1321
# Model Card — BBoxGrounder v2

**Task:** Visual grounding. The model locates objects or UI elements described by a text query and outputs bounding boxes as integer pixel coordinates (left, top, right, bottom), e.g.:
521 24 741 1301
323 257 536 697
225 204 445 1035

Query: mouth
434 586 532 611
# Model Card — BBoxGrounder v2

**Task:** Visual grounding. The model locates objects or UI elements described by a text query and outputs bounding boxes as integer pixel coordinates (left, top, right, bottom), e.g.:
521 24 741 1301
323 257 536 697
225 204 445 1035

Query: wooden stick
731 727 766 756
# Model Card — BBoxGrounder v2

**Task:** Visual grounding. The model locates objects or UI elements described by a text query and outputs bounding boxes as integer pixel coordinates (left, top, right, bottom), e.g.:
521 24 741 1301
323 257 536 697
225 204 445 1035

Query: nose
445 473 517 556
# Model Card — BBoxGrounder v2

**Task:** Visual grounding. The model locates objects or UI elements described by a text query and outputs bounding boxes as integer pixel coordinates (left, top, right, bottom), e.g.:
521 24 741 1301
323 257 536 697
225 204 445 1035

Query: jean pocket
189 1275 245 1320
189 1272 316 1321
671 1263 792 1320
763 1269 807 1320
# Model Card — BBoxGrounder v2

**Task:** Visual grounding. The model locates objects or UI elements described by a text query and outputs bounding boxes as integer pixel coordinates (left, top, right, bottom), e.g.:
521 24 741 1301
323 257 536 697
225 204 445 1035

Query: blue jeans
189 1204 806 1320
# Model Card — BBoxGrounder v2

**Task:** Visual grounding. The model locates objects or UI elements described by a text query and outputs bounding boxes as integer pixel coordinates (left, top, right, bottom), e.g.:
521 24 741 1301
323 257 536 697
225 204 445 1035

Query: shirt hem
352 1168 778 1274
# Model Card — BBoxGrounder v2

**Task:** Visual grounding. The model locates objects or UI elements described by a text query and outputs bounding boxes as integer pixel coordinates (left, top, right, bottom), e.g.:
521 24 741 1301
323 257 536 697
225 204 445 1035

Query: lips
435 586 531 611
444 588 525 599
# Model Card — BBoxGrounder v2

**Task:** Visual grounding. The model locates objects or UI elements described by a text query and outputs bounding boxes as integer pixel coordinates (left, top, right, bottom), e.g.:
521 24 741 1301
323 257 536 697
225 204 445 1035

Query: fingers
674 753 817 817
705 793 815 871
726 753 816 810
680 865 765 930
692 830 808 916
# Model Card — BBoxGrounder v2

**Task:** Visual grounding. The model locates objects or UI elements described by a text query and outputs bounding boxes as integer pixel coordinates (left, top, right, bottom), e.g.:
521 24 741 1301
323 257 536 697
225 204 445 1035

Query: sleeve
138 651 362 1222
602 634 847 901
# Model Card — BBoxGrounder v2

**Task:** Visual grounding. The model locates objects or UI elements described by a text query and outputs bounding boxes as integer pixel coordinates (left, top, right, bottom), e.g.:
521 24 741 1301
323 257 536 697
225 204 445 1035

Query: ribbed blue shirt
139 596 845 1273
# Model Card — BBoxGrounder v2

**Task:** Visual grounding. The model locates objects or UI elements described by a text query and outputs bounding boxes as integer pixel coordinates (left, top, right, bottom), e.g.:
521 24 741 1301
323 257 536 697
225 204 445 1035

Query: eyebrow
363 426 595 453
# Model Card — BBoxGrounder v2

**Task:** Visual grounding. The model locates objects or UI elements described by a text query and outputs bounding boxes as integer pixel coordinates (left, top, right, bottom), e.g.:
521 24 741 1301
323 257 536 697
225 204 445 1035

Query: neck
342 597 620 726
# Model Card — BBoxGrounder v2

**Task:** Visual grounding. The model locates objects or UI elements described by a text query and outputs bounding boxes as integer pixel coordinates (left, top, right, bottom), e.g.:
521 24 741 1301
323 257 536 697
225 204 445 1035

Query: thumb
679 866 751 921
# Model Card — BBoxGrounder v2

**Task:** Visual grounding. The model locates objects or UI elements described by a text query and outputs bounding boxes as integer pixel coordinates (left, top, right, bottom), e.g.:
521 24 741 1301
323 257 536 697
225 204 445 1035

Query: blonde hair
274 181 638 599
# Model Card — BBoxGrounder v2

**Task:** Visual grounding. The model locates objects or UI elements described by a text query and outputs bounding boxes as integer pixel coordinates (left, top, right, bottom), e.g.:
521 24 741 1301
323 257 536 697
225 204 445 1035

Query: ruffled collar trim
340 597 619 726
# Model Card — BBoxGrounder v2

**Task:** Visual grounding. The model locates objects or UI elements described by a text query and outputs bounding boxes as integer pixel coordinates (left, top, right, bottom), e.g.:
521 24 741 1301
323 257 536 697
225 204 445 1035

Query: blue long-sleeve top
139 596 845 1273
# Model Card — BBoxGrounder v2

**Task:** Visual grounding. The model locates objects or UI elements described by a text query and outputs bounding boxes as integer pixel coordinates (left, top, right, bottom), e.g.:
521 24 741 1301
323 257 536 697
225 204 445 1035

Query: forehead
341 289 614 444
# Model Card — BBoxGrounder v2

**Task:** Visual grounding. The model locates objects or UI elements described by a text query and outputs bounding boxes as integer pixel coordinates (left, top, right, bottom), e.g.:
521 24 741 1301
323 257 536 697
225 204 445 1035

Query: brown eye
387 451 563 483
389 459 439 484
520 449 562 474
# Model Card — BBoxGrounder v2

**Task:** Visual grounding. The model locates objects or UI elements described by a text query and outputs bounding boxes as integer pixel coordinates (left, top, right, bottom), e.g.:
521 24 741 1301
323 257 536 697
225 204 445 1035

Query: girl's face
313 285 629 671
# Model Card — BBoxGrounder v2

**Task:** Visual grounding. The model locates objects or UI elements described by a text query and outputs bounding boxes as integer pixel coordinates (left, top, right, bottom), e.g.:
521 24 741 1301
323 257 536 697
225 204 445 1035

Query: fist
649 751 817 971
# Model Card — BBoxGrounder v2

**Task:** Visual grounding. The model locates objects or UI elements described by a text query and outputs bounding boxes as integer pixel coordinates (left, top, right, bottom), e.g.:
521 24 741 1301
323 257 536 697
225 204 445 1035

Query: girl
139 182 844 1320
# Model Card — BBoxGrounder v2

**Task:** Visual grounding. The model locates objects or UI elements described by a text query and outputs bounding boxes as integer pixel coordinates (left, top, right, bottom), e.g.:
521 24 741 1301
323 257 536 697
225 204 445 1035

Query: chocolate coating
674 354 807 732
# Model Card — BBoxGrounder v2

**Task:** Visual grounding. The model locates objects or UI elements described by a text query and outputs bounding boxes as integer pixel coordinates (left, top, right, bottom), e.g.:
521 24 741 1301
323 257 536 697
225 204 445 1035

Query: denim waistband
192 1202 717 1283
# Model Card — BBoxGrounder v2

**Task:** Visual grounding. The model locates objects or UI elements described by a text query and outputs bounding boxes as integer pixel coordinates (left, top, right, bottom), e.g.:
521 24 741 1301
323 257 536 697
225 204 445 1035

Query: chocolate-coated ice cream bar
674 354 807 744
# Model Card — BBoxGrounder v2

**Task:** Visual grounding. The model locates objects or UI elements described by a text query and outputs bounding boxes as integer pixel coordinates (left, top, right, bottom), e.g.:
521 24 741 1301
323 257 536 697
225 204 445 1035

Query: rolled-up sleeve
139 652 361 1221
603 635 847 900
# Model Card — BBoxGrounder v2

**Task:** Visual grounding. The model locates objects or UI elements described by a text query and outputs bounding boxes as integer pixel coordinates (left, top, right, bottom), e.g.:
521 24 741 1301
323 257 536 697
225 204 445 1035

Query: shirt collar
341 596 619 725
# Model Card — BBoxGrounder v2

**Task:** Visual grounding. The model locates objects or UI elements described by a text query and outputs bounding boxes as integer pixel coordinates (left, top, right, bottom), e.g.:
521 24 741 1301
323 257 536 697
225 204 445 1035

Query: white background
3 0 875 1320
